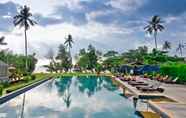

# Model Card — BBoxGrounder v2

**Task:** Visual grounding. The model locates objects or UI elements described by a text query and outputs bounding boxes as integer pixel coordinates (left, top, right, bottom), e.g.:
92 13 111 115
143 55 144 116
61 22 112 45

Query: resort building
0 60 8 83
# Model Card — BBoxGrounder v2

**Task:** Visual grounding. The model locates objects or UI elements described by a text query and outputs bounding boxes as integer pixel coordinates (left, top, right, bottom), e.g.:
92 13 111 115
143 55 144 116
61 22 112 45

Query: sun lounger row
117 76 165 93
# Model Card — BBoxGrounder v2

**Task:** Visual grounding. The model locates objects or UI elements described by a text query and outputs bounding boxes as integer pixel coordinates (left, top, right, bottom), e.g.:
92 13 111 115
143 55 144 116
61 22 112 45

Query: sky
0 0 186 70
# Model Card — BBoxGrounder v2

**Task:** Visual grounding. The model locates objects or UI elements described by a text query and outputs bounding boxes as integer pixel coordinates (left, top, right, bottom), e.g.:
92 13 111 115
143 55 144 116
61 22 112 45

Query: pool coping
0 77 53 105
114 78 177 118
148 101 173 118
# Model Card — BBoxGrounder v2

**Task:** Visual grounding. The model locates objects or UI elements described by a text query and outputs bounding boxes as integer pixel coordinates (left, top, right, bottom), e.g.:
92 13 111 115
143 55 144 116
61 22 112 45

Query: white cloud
0 0 90 16
0 0 65 16
107 0 147 12
2 19 135 59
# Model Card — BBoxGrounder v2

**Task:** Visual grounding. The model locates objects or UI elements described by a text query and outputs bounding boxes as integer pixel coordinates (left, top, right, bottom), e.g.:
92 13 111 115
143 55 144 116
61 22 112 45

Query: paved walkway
163 84 186 103
115 78 186 118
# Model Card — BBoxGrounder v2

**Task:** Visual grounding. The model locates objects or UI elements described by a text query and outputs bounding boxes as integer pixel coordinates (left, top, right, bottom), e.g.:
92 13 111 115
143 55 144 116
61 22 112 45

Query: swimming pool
0 76 140 118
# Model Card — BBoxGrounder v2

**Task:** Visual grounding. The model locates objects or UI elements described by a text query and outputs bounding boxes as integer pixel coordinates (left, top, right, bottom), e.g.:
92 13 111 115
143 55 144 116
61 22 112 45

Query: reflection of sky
0 77 139 118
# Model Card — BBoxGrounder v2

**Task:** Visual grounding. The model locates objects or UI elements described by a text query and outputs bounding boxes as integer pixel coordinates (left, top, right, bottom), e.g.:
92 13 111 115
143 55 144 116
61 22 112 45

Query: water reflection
0 76 140 118
55 76 72 96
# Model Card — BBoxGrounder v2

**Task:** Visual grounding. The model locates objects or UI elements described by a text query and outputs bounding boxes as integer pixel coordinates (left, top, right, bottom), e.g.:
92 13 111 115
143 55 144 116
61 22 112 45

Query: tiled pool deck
115 78 186 118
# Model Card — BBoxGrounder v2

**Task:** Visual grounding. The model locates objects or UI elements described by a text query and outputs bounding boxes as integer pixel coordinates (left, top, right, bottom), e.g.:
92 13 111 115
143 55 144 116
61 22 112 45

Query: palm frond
13 5 37 30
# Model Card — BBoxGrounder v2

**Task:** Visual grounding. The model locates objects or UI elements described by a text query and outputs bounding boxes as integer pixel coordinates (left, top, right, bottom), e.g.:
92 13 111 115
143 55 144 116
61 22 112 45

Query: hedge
160 63 186 83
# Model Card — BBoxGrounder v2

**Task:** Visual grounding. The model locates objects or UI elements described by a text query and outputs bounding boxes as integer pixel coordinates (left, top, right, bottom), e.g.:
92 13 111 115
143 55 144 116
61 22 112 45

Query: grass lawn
1 73 51 96
0 72 113 96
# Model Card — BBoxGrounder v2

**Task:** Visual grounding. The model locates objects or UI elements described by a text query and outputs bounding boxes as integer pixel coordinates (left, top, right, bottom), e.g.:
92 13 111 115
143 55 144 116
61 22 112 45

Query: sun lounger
140 87 164 93
164 77 179 84
128 81 148 86
136 85 152 90
128 81 144 84
138 84 164 93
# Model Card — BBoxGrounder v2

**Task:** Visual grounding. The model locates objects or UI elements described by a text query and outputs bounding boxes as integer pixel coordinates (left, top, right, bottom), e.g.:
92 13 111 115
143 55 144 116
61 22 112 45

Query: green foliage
77 44 98 71
102 56 124 71
122 46 148 63
104 50 118 57
0 51 37 74
0 85 3 96
55 44 72 72
31 75 36 80
95 63 103 73
160 62 186 83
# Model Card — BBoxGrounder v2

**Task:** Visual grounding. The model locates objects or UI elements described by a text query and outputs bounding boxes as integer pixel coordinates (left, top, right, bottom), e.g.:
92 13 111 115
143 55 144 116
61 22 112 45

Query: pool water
0 76 140 118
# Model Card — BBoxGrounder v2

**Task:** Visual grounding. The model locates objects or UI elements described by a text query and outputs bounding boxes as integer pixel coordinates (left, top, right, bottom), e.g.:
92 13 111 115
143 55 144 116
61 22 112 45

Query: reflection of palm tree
63 89 71 108
55 77 72 108
77 76 117 97
77 76 99 97
144 15 164 49
55 77 72 96
176 41 185 57
13 5 37 71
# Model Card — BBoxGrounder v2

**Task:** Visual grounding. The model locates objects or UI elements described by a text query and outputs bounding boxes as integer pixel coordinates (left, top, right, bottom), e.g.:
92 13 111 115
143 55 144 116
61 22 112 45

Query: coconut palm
144 15 164 49
64 34 74 54
176 41 185 57
13 5 37 70
162 41 171 51
0 36 7 45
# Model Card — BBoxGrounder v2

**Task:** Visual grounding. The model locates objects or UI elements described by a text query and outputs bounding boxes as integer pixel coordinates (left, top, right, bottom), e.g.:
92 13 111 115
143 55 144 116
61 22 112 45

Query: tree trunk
24 27 28 71
180 48 183 57
154 31 158 49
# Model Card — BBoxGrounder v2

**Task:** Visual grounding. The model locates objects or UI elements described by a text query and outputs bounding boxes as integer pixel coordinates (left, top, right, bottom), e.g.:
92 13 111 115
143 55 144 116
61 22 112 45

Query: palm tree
13 5 37 71
176 41 185 57
64 34 74 54
0 36 7 46
162 41 171 51
144 15 164 49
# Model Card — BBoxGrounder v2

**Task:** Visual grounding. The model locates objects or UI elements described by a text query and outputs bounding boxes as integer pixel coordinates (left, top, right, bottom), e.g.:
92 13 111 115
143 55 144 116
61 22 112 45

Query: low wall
0 77 52 104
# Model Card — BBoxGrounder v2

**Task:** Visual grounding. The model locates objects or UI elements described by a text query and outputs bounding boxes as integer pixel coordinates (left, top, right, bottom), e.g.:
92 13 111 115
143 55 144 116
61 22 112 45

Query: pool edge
0 77 53 105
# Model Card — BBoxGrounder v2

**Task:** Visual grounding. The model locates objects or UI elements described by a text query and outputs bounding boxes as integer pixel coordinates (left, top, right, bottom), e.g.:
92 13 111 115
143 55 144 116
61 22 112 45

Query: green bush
2 81 10 88
0 85 3 96
160 62 186 83
23 76 31 82
31 75 36 80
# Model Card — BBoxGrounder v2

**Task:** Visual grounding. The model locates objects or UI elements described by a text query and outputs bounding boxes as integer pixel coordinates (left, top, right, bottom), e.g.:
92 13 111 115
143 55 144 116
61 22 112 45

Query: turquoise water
0 76 140 118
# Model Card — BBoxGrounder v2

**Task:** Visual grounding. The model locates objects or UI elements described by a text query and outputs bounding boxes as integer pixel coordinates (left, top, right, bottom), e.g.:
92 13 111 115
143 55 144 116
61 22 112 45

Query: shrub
2 81 10 88
160 62 186 83
31 75 36 80
0 85 3 96
23 76 31 82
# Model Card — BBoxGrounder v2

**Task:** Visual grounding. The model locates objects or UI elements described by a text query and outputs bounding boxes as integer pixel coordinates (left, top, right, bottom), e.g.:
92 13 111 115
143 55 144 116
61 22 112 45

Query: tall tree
144 15 164 49
13 5 37 71
87 44 98 71
77 45 98 71
64 34 74 54
56 44 72 72
176 41 185 57
162 41 171 51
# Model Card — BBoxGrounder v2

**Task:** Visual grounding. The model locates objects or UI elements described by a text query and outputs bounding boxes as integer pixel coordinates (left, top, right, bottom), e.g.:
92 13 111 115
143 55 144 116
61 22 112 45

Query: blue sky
0 0 186 61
